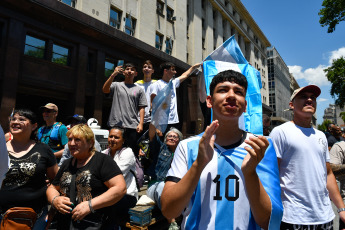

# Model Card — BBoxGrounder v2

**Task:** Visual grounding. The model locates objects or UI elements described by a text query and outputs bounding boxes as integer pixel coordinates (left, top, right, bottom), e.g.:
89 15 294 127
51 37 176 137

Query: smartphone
117 60 124 67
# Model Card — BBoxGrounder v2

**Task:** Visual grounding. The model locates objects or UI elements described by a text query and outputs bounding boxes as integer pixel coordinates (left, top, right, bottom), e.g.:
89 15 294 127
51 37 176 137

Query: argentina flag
202 35 263 135
151 80 173 133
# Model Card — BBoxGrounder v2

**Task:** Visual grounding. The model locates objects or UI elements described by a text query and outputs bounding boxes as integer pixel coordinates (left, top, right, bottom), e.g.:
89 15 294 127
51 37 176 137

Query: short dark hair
159 62 175 76
262 114 271 123
12 109 38 140
209 70 247 96
142 60 153 68
124 63 137 71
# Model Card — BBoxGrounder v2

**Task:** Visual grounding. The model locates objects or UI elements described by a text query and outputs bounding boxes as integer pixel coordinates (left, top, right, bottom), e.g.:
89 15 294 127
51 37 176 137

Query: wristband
338 208 345 213
51 195 60 209
88 199 95 213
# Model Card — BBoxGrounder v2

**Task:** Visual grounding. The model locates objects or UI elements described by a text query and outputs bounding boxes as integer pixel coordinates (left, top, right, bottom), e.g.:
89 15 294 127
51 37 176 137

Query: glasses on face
9 116 29 124
167 135 179 140
42 109 55 114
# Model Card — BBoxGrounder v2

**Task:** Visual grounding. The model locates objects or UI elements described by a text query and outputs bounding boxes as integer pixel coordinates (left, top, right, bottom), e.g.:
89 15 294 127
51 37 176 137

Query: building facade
323 104 345 127
0 0 273 135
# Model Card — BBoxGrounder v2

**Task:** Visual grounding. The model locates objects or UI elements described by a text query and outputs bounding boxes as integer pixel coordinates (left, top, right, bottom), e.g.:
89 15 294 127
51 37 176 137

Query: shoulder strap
50 122 62 141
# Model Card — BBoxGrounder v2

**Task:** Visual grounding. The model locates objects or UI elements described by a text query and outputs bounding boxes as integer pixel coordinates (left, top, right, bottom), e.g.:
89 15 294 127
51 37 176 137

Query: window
165 38 173 55
157 0 164 15
155 33 163 50
167 7 174 22
24 35 46 59
52 44 70 66
60 0 76 7
110 8 122 29
125 14 136 36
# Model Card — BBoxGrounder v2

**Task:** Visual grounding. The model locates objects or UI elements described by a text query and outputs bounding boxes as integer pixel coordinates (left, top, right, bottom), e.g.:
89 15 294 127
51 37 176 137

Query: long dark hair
12 109 38 141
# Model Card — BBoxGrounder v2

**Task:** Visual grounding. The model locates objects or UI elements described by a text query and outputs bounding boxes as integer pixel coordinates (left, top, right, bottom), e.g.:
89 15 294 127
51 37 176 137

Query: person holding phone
102 63 147 157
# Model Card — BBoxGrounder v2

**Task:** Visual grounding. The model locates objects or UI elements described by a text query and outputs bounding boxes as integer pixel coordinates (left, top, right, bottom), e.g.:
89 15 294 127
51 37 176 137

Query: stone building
0 0 272 135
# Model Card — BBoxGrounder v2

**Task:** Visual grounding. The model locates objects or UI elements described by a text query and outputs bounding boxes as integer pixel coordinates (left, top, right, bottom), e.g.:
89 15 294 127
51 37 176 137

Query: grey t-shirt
107 82 147 128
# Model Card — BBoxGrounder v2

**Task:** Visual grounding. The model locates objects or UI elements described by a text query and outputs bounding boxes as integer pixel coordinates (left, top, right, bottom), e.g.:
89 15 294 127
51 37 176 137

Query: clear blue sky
241 0 345 125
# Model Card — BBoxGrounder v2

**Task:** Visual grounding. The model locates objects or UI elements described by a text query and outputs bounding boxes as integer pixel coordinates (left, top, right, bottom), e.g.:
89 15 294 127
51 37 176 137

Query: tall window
155 33 163 50
24 35 46 59
60 0 76 7
110 8 122 29
52 44 70 66
165 38 173 55
157 0 164 15
167 7 174 22
125 14 136 36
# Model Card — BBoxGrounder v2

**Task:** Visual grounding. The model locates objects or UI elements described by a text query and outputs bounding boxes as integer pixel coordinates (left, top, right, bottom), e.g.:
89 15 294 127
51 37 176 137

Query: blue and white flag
202 35 263 135
151 80 173 133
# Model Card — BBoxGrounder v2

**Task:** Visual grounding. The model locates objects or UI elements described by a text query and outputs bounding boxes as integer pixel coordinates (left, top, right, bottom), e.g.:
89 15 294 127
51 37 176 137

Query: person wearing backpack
37 103 68 164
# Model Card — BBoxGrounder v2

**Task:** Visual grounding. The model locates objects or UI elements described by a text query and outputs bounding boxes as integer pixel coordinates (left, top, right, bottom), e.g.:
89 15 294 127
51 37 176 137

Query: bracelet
88 199 95 213
338 208 345 213
51 195 60 209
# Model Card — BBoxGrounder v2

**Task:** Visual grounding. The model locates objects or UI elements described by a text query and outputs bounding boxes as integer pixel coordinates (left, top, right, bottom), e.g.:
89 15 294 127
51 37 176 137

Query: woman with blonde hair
47 124 126 229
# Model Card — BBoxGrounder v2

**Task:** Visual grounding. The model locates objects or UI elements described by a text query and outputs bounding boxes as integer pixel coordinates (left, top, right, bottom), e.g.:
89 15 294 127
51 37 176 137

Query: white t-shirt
102 147 138 199
135 79 157 123
166 133 282 230
0 125 9 188
270 121 334 225
150 78 180 124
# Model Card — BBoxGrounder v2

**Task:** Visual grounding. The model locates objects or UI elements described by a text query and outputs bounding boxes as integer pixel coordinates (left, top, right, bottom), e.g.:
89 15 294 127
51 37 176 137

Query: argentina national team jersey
166 133 283 230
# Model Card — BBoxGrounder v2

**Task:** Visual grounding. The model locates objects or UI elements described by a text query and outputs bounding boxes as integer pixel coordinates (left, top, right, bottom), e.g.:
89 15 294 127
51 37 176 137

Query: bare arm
54 149 64 159
177 63 201 83
242 136 272 230
136 106 145 133
71 174 126 221
326 162 345 223
102 66 123 93
150 93 156 110
161 120 219 219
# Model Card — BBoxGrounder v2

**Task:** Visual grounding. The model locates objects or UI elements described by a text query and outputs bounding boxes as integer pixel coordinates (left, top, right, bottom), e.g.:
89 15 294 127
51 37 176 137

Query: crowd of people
1 60 345 230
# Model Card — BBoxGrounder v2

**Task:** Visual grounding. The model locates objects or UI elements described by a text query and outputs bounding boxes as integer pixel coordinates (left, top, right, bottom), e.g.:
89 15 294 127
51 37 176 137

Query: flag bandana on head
202 35 263 135
151 79 173 133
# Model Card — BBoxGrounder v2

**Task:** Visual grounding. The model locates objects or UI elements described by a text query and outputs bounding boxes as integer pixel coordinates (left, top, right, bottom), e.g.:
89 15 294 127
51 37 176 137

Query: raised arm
161 120 219 219
102 66 123 93
242 136 272 230
177 63 201 83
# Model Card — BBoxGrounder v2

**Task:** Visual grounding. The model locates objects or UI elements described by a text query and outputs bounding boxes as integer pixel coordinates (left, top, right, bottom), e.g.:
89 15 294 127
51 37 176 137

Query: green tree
319 0 345 33
318 119 332 132
324 57 345 107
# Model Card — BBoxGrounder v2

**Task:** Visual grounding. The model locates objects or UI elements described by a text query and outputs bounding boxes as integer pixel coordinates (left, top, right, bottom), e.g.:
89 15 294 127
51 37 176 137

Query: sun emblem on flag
162 102 168 110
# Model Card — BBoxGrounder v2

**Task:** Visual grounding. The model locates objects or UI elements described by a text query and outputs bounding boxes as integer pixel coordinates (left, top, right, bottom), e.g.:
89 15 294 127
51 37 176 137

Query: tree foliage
319 0 345 33
317 119 332 132
340 111 345 124
324 57 345 107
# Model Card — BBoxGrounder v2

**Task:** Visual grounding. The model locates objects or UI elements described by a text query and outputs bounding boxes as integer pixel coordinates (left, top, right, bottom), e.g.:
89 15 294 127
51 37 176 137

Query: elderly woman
46 124 126 229
102 126 138 214
0 109 58 230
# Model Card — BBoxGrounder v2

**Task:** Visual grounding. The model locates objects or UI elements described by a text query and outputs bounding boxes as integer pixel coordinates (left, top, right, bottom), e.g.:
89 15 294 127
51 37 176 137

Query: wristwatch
337 208 345 213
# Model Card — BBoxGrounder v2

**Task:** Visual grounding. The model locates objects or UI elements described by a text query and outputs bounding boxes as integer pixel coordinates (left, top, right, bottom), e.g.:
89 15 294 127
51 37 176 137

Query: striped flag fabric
202 35 263 135
150 80 173 133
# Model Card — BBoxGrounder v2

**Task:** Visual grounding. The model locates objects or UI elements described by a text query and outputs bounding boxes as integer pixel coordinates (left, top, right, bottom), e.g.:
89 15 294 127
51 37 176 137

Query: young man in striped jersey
161 70 282 230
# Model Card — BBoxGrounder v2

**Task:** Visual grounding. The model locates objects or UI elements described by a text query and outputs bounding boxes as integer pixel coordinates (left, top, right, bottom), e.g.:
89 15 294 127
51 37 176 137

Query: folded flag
151 80 173 133
202 35 263 135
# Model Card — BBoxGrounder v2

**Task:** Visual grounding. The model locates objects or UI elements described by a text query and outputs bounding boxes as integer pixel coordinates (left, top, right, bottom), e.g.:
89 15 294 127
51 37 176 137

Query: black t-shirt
0 143 56 212
52 152 122 214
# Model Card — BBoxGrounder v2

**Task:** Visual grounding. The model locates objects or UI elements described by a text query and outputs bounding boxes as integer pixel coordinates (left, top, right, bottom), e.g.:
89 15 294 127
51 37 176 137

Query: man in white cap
37 103 68 163
270 85 345 229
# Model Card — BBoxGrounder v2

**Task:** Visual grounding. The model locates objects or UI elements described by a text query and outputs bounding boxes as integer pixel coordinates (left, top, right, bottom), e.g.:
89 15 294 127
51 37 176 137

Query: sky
241 0 345 125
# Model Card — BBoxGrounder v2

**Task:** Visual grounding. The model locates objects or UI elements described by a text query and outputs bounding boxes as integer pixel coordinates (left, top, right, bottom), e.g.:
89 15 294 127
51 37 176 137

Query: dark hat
68 114 87 124
290 85 321 101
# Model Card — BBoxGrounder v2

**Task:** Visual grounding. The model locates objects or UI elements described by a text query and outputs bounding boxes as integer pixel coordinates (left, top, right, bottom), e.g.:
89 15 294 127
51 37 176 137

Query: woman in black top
0 109 58 230
47 124 126 229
